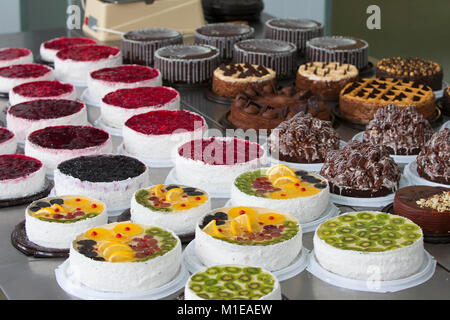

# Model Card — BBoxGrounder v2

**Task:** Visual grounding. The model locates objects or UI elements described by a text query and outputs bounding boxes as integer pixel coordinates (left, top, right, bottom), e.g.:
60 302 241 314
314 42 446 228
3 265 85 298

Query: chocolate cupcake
121 28 183 67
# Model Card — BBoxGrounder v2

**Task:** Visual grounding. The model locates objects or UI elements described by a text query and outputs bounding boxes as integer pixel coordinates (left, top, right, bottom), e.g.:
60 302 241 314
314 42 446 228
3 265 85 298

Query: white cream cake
9 80 76 106
0 48 33 68
0 127 17 155
0 64 54 93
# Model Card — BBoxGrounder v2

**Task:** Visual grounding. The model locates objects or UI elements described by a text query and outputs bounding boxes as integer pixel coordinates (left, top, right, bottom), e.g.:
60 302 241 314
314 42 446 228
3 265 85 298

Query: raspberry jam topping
0 48 30 61
0 154 42 180
125 110 204 135
178 137 263 165
102 86 178 109
0 64 51 79
56 45 120 61
28 125 109 150
0 127 14 143
90 65 159 83
12 80 73 98
43 37 96 50
8 99 84 120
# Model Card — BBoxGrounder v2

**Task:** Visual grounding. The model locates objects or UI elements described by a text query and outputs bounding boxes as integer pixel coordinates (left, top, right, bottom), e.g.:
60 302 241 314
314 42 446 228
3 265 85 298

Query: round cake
69 222 182 292
0 48 33 68
54 155 150 209
0 127 17 155
175 137 265 191
25 195 107 249
87 65 162 102
185 265 281 300
264 18 323 55
195 23 255 60
320 140 401 198
131 184 211 235
416 128 449 185
7 99 88 143
268 112 340 163
154 44 220 85
39 37 96 62
9 80 76 106
0 64 54 93
25 125 113 172
195 206 302 271
296 61 359 99
233 39 297 79
313 211 424 280
122 110 207 160
376 57 443 91
54 45 122 83
306 36 369 70
101 86 180 129
212 63 276 99
231 164 330 223
121 28 183 66
363 105 434 155
0 154 45 200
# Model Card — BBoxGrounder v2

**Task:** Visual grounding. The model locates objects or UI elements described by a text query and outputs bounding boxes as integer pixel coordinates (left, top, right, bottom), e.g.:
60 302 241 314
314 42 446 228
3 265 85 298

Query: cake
154 44 220 85
101 86 180 129
443 86 450 115
296 61 359 99
231 164 330 223
25 195 107 249
362 105 434 155
202 0 264 23
313 211 424 280
39 37 96 62
320 140 401 198
175 137 265 191
0 64 54 93
268 112 340 163
54 155 150 209
185 265 281 300
7 99 88 143
339 78 436 124
393 186 449 238
25 125 113 172
264 18 323 55
121 28 183 66
194 23 255 60
87 65 162 102
228 84 330 131
0 48 33 68
0 127 17 155
131 184 211 235
54 45 122 83
69 222 182 292
416 129 450 185
233 39 297 79
195 206 302 271
376 57 443 91
212 63 276 99
122 110 207 160
306 36 369 70
0 154 45 200
9 80 76 106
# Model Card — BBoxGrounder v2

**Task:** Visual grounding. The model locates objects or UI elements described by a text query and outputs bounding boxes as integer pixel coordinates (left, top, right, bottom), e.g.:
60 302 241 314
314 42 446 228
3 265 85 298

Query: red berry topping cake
40 37 96 62
0 127 17 155
0 64 54 93
10 80 76 105
0 48 33 68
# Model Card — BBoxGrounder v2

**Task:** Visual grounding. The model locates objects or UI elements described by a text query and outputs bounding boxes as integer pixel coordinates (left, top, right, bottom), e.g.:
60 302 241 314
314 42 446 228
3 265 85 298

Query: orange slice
203 219 231 238
273 176 300 188
103 243 134 260
97 240 122 253
231 214 252 236
228 207 258 221
258 212 286 225
35 207 55 216
153 184 165 198
166 188 185 203
108 251 135 262
266 164 296 182
112 222 143 237
85 227 115 241
52 204 68 214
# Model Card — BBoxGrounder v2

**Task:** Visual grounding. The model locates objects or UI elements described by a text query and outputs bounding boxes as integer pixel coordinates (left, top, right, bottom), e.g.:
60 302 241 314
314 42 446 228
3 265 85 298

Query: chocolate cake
267 112 340 163
376 57 443 91
363 105 434 155
416 129 450 185
228 84 330 131
443 86 450 116
320 140 401 197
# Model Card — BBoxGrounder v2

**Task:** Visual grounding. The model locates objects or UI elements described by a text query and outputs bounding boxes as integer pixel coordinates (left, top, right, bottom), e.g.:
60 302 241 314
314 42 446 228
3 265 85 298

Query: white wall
0 0 21 34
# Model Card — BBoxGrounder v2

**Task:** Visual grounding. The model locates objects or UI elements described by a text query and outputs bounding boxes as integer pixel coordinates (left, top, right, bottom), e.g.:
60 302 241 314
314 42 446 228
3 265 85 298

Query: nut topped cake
9 80 76 106
40 37 96 62
0 48 33 67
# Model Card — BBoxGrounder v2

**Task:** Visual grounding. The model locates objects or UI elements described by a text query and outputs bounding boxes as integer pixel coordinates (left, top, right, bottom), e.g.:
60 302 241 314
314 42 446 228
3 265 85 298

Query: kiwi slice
401 240 415 246
247 282 261 290
377 239 396 247
368 234 382 241
238 290 252 296
205 266 222 275
401 224 420 232
220 274 235 282
376 213 390 220
338 215 356 222
257 274 274 283
318 228 336 238
216 291 233 298
351 221 367 229
336 226 355 235
191 274 208 282
205 285 222 293
383 224 399 231
205 279 218 286
225 282 241 291
368 226 383 233
243 267 261 275
324 237 338 245
197 293 210 299
386 245 401 251
340 235 358 243
324 221 342 229
404 232 421 240
224 266 242 274
357 240 375 248
382 231 401 239
390 217 405 225
189 284 203 292
261 287 273 295
238 274 252 282
357 212 374 220
356 230 369 238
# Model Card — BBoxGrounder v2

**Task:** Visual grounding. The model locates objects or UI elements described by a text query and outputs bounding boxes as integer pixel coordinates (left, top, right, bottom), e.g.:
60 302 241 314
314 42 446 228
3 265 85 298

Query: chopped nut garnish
416 191 450 213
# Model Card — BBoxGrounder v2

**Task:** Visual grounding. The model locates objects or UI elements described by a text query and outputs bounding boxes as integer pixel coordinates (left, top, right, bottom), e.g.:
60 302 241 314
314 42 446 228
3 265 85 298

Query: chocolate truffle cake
320 140 401 198
268 112 340 163
363 105 434 155
416 129 450 185
376 57 443 91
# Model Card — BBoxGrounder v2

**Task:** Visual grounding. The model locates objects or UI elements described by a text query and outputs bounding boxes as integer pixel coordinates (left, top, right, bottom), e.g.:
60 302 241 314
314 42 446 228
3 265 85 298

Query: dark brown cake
443 86 450 116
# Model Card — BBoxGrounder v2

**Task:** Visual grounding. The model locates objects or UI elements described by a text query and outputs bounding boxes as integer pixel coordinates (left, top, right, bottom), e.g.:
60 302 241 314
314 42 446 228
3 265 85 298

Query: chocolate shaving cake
320 140 401 198
416 128 450 185
363 105 434 155
268 112 340 163
376 57 443 91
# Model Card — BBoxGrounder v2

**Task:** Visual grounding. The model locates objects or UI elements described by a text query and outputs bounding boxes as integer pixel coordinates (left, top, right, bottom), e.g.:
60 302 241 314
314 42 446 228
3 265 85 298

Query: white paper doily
117 143 174 168
307 249 436 293
440 120 450 131
403 160 449 188
93 116 122 137
80 88 101 108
